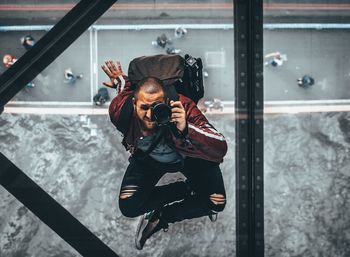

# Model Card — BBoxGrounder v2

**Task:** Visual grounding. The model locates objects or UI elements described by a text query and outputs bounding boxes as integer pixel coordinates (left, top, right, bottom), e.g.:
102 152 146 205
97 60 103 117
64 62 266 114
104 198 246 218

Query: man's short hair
134 77 166 100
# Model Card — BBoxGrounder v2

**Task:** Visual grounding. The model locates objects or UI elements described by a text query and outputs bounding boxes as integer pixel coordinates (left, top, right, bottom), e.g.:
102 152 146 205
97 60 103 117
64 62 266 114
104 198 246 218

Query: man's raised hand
101 60 124 88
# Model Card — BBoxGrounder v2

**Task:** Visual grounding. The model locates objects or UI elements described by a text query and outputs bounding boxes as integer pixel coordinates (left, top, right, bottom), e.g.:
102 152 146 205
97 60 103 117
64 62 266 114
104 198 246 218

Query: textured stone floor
0 112 349 257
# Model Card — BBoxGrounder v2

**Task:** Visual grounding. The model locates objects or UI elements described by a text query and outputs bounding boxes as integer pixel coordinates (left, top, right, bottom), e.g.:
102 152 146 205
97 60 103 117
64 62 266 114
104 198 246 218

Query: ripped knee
119 185 142 218
119 185 138 200
209 193 226 212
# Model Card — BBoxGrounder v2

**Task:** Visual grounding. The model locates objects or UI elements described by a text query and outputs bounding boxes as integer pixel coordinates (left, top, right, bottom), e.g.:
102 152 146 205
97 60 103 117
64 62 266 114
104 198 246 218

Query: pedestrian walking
3 54 17 68
20 35 36 51
166 47 181 54
264 51 286 67
153 33 171 48
64 68 83 85
297 75 315 88
93 87 110 106
3 54 35 88
174 27 187 38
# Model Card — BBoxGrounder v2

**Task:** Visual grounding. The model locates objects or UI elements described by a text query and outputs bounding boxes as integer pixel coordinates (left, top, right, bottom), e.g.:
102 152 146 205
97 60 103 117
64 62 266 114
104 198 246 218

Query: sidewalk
1 2 350 25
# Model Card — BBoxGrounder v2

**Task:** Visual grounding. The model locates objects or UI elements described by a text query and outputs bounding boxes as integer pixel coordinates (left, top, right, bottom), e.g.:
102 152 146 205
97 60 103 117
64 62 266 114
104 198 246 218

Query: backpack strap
164 84 179 102
116 94 134 136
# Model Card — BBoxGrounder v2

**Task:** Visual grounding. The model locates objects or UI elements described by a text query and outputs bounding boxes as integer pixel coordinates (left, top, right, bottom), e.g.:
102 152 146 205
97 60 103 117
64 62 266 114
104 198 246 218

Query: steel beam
234 0 264 256
0 0 117 108
0 0 119 256
0 153 119 257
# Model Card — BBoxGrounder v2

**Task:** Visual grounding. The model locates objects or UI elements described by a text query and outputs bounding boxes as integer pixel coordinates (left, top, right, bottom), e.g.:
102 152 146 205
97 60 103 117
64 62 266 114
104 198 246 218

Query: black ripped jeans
118 156 226 224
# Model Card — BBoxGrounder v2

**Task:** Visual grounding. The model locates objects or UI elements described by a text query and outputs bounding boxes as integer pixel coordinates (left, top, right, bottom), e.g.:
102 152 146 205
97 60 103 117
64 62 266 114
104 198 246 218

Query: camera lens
152 103 172 125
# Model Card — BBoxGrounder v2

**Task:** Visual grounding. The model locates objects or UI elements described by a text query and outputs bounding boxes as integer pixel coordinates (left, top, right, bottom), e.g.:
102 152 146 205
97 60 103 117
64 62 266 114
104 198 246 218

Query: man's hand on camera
170 100 187 132
101 60 124 88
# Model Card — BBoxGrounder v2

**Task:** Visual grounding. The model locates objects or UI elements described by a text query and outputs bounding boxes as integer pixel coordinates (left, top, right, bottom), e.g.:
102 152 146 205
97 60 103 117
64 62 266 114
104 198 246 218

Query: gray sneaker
208 212 218 222
135 210 168 250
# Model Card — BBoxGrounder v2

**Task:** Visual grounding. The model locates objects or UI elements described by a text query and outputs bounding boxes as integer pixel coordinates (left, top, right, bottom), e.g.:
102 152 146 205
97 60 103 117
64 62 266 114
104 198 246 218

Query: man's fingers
106 60 117 73
171 115 183 120
101 64 111 75
170 101 184 109
102 60 124 79
116 61 123 72
101 65 112 77
106 60 113 70
171 107 185 113
103 61 112 70
108 60 117 70
172 111 185 117
110 61 118 71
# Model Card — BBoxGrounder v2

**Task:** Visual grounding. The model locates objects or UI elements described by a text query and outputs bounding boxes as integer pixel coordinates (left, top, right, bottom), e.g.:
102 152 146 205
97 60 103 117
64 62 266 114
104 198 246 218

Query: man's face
134 89 165 131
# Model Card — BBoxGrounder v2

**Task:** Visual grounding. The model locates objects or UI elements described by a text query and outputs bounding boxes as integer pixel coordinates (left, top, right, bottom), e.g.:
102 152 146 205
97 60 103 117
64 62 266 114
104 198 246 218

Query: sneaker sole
135 214 148 250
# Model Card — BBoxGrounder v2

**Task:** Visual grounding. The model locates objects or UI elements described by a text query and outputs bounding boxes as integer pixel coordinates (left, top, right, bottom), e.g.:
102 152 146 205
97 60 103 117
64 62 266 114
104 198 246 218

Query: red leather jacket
109 75 227 163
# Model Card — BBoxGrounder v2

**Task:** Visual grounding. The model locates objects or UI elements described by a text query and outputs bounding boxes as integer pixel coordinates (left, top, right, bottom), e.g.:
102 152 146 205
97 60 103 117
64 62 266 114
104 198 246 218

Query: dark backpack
128 54 204 104
117 54 204 136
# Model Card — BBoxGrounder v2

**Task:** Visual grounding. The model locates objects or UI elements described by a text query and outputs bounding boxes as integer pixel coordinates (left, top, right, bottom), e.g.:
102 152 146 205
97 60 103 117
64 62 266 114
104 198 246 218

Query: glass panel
7 31 90 102
0 1 87 102
0 187 80 257
1 1 235 256
264 1 350 256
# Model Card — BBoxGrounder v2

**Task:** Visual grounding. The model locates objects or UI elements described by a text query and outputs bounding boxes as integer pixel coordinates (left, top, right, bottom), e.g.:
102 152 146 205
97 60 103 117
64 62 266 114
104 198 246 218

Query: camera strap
135 127 184 171
141 128 165 156
164 84 179 102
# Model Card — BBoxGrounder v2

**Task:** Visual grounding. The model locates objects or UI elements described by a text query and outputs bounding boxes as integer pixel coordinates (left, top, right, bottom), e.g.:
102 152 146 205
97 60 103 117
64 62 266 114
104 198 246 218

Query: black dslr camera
151 102 182 138
151 102 172 126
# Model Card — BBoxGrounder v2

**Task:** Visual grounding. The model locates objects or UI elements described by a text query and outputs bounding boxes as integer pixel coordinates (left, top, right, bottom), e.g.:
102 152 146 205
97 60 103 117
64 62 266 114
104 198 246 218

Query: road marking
222 99 350 106
1 3 350 11
3 107 108 115
89 28 94 105
265 99 350 105
0 3 233 11
264 104 350 114
95 29 99 92
4 103 350 115
3 24 350 32
8 101 92 106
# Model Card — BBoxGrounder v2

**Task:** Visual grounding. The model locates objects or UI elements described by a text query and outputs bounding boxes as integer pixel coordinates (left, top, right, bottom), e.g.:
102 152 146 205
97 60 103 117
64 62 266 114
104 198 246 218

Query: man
3 54 17 68
102 59 227 250
297 75 315 88
93 87 110 106
20 35 35 51
3 54 35 88
64 68 83 85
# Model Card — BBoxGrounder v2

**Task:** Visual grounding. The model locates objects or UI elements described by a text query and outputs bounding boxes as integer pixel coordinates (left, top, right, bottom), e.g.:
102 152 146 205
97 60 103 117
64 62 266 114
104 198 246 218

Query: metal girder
0 0 119 256
0 0 117 108
0 153 119 257
234 0 264 256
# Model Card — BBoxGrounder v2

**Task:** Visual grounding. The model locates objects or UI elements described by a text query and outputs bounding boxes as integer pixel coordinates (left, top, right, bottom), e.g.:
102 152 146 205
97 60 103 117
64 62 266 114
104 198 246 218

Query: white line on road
8 99 350 108
89 28 94 105
95 29 99 92
264 104 350 114
265 99 350 105
4 103 350 115
8 101 92 106
2 24 350 32
222 99 350 106
92 24 233 30
4 107 108 115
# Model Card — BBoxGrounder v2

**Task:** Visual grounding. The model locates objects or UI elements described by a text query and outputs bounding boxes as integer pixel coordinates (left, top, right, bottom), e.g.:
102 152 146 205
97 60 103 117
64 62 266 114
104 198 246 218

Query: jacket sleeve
108 75 134 129
174 96 228 163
